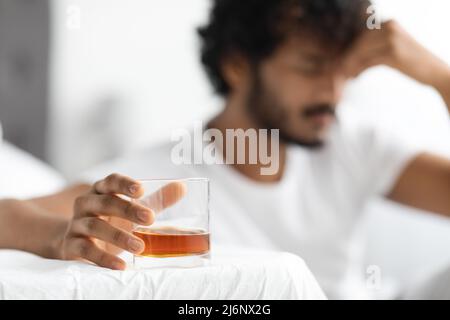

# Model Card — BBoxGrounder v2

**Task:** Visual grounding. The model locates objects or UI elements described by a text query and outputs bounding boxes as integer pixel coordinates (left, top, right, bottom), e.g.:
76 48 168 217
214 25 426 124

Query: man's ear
221 53 251 93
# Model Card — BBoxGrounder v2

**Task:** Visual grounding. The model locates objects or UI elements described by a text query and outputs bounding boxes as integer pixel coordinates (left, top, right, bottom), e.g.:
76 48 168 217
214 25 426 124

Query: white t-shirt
0 122 65 198
80 121 421 299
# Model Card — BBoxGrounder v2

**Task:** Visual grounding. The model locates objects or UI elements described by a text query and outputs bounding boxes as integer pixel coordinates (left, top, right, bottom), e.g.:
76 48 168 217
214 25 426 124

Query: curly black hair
198 0 372 96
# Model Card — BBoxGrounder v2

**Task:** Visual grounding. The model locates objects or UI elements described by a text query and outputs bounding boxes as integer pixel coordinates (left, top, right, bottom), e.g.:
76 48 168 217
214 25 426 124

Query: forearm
432 65 450 114
0 198 68 259
29 183 90 217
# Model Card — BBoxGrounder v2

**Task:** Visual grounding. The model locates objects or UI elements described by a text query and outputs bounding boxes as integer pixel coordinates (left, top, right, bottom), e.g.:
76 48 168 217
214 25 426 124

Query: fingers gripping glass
131 178 210 268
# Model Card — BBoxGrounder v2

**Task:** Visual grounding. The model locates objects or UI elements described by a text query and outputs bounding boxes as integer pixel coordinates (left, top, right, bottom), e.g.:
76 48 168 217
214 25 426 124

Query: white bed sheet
0 246 325 300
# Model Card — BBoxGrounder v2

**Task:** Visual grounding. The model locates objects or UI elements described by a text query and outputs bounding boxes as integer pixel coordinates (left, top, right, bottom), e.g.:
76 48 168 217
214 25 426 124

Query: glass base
132 252 210 269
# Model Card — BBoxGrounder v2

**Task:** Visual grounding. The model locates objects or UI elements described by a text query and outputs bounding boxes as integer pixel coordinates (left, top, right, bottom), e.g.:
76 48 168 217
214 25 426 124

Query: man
0 0 449 298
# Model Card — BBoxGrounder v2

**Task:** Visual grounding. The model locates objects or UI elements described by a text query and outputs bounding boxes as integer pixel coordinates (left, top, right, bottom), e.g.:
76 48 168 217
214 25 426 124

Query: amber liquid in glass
133 226 210 258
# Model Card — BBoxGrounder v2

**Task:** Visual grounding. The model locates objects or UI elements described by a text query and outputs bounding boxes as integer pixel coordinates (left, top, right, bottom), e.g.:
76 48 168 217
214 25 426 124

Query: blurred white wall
49 0 220 179
47 0 450 290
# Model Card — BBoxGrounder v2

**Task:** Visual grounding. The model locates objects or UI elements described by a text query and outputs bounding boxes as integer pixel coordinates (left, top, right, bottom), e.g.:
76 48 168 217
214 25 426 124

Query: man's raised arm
343 20 450 216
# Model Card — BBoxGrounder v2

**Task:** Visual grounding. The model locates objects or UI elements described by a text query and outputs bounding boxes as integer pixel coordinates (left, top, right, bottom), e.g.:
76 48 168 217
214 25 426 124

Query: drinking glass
131 178 210 268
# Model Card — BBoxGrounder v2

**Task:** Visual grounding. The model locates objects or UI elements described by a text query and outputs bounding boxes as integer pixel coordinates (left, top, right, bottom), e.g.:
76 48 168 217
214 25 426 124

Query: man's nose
315 72 346 104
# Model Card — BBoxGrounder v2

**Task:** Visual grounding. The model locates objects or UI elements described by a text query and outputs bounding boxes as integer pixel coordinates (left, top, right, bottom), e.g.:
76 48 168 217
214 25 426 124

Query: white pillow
0 122 65 199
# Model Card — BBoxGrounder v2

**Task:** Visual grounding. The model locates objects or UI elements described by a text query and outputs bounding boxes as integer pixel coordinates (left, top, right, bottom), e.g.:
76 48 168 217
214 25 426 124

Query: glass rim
137 177 209 183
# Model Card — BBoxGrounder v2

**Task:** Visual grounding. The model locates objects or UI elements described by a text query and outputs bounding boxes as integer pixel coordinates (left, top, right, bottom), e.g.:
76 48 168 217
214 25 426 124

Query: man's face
246 34 349 147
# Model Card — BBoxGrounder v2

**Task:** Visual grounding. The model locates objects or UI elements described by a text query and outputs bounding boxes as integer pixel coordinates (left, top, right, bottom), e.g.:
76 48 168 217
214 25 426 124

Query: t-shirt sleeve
331 123 425 200
352 126 424 197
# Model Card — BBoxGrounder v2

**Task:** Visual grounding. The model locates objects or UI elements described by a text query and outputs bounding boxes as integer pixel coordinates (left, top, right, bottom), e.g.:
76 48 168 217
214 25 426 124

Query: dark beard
246 69 332 149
